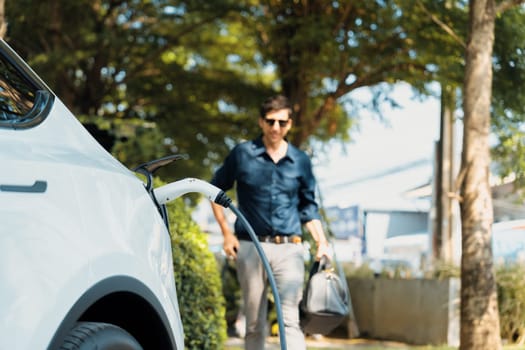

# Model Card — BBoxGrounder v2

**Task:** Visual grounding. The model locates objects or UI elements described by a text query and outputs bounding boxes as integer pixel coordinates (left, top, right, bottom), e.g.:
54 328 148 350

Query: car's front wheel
59 322 143 350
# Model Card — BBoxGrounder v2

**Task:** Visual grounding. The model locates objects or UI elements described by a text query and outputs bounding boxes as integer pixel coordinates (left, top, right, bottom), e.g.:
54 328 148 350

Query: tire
59 322 143 350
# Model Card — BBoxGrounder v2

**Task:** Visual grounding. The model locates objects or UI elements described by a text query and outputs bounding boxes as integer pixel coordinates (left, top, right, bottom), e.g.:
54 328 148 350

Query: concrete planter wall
347 277 460 346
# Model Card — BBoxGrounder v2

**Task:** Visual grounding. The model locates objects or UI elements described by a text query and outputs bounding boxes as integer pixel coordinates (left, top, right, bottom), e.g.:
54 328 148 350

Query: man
210 94 330 350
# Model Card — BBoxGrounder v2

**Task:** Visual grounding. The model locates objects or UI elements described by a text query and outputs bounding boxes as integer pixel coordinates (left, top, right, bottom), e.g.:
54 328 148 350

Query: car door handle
0 180 47 193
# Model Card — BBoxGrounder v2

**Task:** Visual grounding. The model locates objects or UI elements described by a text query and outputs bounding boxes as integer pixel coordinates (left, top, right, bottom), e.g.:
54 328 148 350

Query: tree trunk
459 0 501 349
0 0 6 39
433 84 456 264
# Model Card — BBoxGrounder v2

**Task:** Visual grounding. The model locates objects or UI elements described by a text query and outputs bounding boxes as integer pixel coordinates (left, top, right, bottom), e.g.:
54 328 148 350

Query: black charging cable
215 193 287 350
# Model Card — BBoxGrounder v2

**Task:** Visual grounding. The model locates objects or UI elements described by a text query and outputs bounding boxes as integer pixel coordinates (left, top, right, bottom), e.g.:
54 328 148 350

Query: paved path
225 336 411 349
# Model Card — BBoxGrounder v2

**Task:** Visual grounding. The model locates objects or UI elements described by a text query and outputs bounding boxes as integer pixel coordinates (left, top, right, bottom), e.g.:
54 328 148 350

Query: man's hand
223 232 240 260
315 241 331 261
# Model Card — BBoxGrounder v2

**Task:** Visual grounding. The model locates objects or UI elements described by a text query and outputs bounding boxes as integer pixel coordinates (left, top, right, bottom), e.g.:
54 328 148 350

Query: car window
0 42 53 129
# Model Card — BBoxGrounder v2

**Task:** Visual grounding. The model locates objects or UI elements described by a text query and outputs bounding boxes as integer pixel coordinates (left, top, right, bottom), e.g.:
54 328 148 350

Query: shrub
166 196 227 349
218 257 243 335
496 263 525 345
424 260 461 279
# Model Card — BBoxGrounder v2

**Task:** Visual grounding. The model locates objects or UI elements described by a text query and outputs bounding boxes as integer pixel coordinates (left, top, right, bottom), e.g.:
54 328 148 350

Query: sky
313 83 445 209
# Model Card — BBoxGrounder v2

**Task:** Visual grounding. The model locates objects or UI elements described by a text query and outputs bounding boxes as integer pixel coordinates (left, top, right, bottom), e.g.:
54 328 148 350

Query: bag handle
307 260 320 281
308 256 332 280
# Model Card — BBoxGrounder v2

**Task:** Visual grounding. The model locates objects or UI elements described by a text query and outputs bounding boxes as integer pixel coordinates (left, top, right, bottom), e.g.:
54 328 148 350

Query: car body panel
0 40 184 349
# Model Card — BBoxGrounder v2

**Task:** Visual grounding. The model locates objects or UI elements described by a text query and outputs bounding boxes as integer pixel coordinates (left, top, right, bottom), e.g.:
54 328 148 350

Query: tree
459 0 499 347
241 0 441 148
490 5 525 189
401 0 467 264
459 1 525 349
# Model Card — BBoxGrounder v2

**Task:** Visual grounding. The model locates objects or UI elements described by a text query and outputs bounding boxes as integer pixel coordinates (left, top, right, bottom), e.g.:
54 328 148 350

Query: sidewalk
225 336 412 349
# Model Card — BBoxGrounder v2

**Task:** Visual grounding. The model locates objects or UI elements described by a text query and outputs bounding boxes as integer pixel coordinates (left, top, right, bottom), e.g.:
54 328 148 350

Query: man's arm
210 201 239 259
304 219 330 260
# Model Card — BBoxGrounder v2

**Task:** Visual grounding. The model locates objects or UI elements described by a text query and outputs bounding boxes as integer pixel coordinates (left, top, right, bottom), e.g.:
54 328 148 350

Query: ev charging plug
154 178 232 208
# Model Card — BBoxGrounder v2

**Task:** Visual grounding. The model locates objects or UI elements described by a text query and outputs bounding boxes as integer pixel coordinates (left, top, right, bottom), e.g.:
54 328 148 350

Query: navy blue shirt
211 136 321 238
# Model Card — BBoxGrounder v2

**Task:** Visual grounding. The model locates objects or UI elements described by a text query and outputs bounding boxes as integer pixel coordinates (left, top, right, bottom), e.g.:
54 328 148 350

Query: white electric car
0 39 185 349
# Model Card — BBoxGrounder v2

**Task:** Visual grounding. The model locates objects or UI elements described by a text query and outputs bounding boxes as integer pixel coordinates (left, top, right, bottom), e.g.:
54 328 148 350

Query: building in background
318 157 433 272
318 154 525 274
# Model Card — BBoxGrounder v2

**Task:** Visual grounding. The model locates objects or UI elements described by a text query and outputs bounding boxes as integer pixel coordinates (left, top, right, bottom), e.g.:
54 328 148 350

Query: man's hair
259 94 292 118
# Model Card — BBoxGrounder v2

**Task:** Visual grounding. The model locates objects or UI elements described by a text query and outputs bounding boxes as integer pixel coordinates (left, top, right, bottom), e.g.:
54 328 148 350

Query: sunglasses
264 118 290 127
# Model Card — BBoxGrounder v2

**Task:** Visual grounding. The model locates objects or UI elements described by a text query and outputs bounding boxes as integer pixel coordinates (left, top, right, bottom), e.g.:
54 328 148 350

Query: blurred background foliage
496 263 525 345
4 1 525 187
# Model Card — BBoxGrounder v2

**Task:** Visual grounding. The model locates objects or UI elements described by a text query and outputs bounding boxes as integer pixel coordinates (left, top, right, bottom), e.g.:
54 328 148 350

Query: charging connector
154 178 231 207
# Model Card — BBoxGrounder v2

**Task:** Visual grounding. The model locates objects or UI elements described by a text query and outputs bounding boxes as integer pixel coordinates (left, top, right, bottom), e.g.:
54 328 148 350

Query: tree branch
332 2 353 36
342 61 428 97
416 0 466 49
496 0 525 14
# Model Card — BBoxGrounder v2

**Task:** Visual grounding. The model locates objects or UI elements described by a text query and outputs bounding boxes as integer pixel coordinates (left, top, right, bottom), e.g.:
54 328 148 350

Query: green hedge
166 197 227 349
496 263 525 344
218 258 242 335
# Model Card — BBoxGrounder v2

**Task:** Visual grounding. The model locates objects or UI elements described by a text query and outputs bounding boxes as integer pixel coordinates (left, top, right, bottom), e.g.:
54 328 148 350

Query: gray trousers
236 240 306 350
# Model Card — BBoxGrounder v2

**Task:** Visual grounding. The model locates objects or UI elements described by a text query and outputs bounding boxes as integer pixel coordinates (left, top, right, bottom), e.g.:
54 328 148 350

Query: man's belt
258 235 302 244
